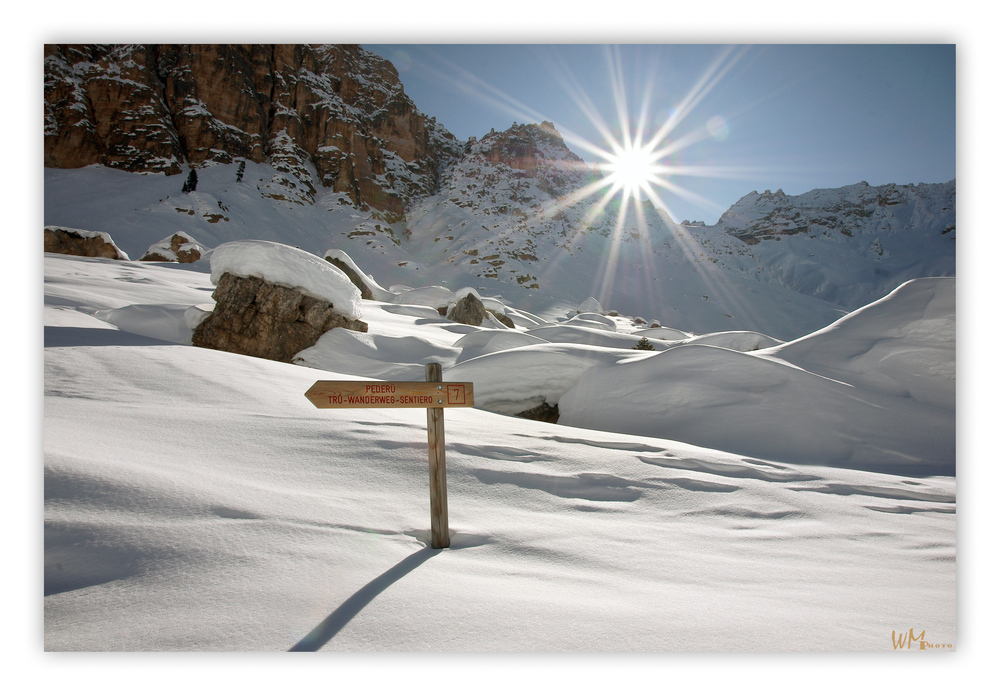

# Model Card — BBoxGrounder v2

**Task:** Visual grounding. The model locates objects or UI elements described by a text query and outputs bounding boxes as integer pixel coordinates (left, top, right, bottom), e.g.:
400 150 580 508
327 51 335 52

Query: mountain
44 44 462 219
43 44 956 341
713 180 956 309
40 45 957 656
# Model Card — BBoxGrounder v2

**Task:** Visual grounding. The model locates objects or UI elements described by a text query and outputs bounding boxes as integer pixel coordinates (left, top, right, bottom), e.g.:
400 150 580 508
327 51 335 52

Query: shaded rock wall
44 44 462 220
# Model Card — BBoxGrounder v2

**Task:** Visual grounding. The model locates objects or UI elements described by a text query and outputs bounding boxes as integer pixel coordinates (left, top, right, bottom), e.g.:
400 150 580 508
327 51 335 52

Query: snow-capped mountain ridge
717 179 955 243
396 119 954 333
709 179 955 309
43 149 954 340
43 43 955 340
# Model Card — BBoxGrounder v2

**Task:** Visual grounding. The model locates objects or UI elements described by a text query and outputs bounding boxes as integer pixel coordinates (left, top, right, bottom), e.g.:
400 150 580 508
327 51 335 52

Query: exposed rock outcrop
488 310 516 329
447 293 487 326
44 226 129 260
477 121 572 176
44 44 463 219
516 402 560 423
326 256 374 300
192 271 367 362
140 232 206 263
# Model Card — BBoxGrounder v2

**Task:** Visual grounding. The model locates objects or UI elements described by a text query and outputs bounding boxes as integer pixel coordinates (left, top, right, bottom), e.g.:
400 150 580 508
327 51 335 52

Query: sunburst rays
404 45 762 317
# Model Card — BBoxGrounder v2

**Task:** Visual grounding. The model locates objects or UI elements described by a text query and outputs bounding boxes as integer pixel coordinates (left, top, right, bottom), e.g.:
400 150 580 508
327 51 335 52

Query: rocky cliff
44 44 462 220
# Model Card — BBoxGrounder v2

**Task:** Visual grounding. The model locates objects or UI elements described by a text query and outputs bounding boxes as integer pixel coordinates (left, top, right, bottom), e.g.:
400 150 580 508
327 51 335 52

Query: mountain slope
714 180 956 309
43 44 955 341
43 251 955 651
44 43 462 218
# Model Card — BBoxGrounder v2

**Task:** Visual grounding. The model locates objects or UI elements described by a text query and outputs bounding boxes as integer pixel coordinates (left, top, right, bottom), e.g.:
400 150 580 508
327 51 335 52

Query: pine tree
632 337 655 351
236 160 245 183
182 169 198 193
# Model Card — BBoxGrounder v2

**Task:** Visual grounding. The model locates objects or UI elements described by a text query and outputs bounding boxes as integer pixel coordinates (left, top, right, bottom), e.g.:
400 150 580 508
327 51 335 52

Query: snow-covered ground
43 246 955 660
43 162 954 342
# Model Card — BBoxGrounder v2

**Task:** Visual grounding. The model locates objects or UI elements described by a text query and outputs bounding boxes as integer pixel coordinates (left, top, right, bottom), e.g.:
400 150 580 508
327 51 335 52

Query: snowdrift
447 278 954 474
43 253 955 652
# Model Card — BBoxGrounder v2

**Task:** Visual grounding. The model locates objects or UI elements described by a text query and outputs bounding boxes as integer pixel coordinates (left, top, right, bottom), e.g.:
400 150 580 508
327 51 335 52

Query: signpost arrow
305 363 473 549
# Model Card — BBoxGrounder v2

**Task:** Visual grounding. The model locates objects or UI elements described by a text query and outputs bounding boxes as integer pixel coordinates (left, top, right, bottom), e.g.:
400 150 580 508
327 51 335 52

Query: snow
525 324 675 350
210 240 363 320
446 342 639 414
42 161 954 341
43 252 955 655
763 277 956 410
679 330 782 351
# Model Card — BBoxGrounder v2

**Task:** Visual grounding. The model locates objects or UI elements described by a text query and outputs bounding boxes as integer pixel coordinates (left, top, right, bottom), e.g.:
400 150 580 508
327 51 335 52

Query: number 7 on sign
447 384 467 405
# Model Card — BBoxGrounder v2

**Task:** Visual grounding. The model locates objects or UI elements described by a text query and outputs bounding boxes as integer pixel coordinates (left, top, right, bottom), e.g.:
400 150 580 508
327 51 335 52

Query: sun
601 138 666 201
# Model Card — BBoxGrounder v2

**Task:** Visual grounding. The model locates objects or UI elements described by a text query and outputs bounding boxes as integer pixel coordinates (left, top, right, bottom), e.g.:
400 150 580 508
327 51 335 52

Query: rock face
192 272 367 362
44 226 128 260
44 44 463 219
140 232 205 262
326 256 374 300
476 121 569 176
447 293 487 326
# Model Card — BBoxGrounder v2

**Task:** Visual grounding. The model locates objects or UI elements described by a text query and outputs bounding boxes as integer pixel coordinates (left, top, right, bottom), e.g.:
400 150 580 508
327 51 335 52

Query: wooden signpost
304 363 474 549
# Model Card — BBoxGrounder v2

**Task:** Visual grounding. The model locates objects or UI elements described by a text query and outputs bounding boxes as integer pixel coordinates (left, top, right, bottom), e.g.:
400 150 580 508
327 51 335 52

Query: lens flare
405 45 761 318
707 115 729 141
603 139 663 198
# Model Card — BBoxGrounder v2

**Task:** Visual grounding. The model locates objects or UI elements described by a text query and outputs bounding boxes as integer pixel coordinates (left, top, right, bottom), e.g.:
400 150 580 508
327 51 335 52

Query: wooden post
426 362 449 549
304 368 472 550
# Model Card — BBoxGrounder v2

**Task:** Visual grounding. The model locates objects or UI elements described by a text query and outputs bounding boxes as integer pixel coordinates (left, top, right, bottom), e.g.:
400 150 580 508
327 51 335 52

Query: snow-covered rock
193 271 368 363
191 241 368 362
445 343 637 415
448 292 493 327
210 240 362 320
578 296 604 314
324 248 395 302
140 231 207 263
44 226 129 260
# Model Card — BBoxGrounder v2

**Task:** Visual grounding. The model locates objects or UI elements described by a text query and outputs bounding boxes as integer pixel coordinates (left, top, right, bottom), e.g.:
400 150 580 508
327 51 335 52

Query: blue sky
364 44 955 225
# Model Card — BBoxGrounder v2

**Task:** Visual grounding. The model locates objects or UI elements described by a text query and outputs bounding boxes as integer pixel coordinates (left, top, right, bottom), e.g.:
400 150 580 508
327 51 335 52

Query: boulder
447 293 487 326
192 272 367 362
326 256 373 300
516 402 560 423
44 226 129 260
140 232 205 263
488 310 515 329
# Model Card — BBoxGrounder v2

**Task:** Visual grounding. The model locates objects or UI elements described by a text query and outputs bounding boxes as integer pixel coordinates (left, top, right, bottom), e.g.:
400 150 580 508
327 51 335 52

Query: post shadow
289 546 441 652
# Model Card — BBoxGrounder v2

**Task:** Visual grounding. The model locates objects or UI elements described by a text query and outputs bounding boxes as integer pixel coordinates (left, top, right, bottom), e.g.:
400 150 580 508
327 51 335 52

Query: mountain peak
465 120 584 177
